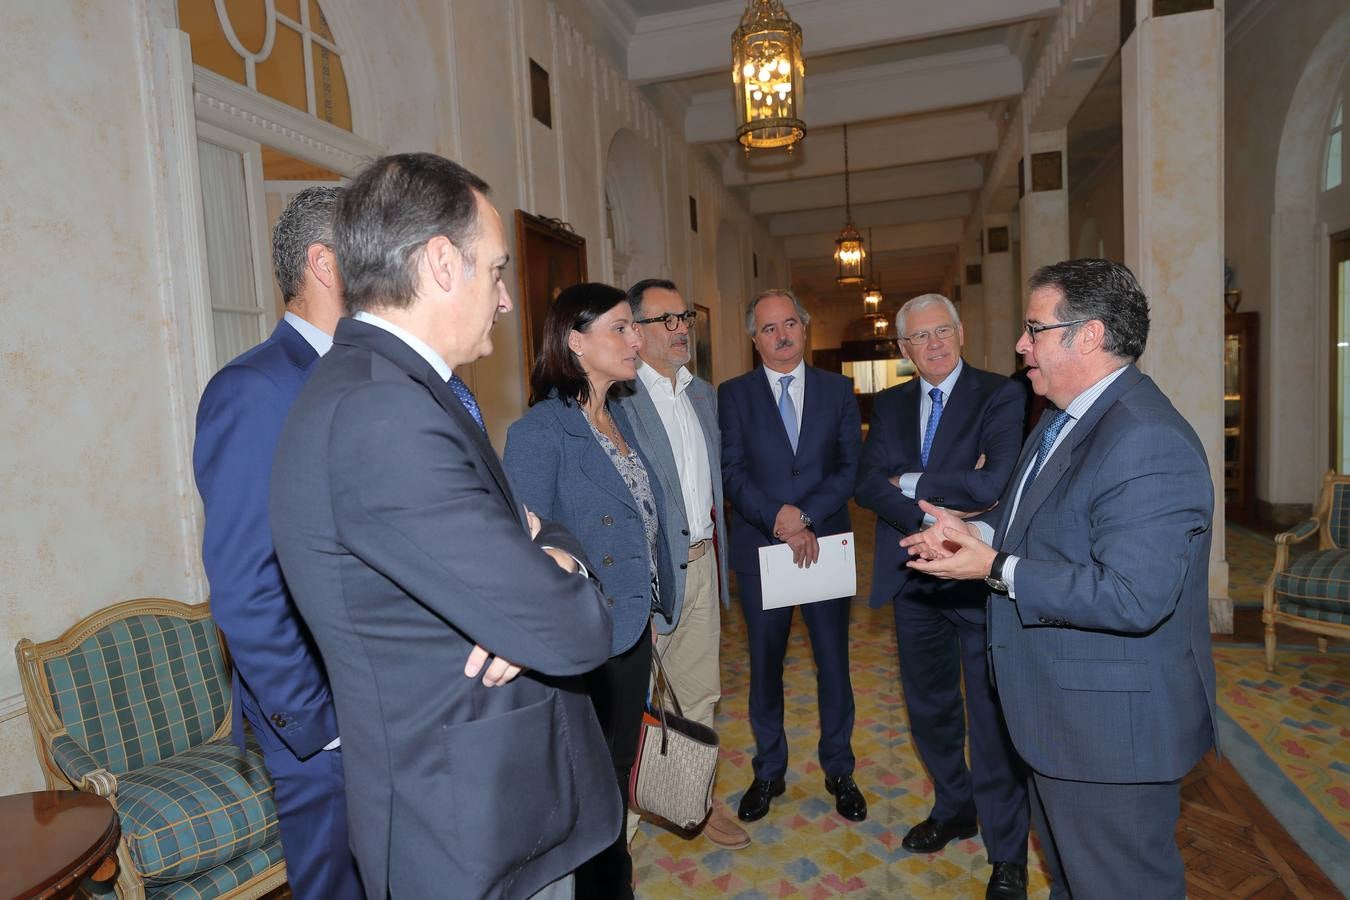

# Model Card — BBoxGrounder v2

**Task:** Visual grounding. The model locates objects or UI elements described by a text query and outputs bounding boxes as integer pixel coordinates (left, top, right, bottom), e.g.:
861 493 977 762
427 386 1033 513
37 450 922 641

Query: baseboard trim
1256 500 1313 532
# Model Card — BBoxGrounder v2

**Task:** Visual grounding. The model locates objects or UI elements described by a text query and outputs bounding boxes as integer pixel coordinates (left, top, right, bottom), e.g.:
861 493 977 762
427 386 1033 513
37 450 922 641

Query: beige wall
1069 148 1125 263
0 0 788 795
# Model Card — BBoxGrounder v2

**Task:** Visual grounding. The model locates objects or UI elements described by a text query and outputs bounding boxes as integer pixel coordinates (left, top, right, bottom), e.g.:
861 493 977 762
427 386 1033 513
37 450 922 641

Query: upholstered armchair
1263 470 1350 670
16 598 286 899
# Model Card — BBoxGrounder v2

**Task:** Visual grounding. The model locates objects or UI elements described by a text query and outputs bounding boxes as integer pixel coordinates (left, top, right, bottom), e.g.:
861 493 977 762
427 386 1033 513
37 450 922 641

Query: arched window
180 0 351 131
1326 99 1343 191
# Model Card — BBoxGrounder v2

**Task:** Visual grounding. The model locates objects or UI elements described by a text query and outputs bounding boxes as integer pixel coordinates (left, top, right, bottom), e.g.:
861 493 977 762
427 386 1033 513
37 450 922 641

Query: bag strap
648 638 687 719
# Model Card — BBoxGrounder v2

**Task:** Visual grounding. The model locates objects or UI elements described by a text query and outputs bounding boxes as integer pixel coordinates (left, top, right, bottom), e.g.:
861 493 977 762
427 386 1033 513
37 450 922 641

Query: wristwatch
984 551 1011 593
799 511 813 529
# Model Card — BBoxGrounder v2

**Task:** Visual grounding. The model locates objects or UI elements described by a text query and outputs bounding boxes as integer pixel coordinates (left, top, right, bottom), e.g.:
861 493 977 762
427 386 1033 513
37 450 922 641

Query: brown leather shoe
702 804 752 850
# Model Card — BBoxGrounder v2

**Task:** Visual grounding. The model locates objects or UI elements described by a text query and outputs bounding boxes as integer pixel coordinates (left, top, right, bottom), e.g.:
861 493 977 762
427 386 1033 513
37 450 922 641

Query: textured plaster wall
0 0 201 790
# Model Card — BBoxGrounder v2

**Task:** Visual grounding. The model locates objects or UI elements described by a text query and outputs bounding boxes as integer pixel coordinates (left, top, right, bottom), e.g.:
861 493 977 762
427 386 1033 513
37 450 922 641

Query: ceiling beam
747 158 984 214
626 0 1061 84
768 192 973 236
685 45 1023 143
722 109 999 185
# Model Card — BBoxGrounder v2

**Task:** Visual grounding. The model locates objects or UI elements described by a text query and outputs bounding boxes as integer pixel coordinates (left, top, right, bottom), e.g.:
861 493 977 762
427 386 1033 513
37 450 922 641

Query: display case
1224 311 1258 520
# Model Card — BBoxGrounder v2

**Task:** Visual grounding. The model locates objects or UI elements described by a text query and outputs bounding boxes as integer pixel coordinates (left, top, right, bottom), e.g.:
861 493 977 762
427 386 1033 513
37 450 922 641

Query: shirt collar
284 311 334 357
763 359 806 389
1064 363 1130 419
637 359 693 395
919 359 963 398
353 311 453 382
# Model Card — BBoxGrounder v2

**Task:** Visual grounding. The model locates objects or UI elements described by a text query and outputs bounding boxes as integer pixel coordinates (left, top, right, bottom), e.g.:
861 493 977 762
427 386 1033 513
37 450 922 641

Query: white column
981 213 1018 376
958 241 987 369
1122 3 1230 632
1019 129 1069 278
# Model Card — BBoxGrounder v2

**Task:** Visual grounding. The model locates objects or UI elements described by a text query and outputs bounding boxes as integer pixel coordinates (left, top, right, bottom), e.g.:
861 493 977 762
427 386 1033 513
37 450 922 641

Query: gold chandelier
731 0 805 153
862 227 883 310
835 124 865 285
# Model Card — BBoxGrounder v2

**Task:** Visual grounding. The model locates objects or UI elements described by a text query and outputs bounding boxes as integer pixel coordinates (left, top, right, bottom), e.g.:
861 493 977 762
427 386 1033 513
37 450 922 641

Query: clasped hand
900 500 997 581
772 504 818 568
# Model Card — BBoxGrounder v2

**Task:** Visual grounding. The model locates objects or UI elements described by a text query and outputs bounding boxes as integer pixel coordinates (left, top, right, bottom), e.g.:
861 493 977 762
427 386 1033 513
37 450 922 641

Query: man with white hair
854 293 1030 899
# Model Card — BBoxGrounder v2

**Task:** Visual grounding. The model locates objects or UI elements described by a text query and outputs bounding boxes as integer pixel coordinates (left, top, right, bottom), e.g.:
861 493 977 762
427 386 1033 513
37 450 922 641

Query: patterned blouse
587 411 660 602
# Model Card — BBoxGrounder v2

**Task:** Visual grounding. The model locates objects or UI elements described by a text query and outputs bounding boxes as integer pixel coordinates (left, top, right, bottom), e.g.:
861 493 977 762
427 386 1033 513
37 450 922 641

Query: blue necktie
920 386 944 467
777 374 799 453
1023 409 1072 491
448 373 487 434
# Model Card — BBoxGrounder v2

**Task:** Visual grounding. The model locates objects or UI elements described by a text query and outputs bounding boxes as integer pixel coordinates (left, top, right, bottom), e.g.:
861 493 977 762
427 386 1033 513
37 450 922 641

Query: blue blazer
505 395 677 655
613 373 731 634
193 318 338 759
988 365 1217 784
854 363 1025 609
719 366 861 574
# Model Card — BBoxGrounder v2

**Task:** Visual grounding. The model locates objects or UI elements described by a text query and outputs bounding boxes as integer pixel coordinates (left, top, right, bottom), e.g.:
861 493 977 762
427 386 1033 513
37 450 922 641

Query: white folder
758 532 857 609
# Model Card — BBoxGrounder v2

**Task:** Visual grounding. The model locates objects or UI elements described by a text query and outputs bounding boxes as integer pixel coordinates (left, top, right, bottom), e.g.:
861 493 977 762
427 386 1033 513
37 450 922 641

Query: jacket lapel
892 379 922 467
559 401 642 514
624 383 681 509
796 366 825 459
275 318 320 372
923 364 980 471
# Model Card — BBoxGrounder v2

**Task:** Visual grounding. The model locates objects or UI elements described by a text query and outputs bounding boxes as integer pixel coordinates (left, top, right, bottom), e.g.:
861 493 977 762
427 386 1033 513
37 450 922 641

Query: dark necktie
920 386 944 467
448 373 487 434
1023 409 1072 493
777 374 799 453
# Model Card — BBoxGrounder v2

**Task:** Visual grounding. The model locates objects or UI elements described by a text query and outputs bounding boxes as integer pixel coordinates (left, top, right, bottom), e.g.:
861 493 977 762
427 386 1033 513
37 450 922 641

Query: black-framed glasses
900 324 958 346
635 310 698 331
1023 318 1089 341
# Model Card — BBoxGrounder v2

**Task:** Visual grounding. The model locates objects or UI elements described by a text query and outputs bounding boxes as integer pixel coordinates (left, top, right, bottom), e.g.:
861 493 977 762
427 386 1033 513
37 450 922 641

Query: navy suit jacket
613 373 731 634
270 319 619 900
719 365 861 574
854 363 1025 609
988 365 1217 784
193 318 337 759
504 395 677 655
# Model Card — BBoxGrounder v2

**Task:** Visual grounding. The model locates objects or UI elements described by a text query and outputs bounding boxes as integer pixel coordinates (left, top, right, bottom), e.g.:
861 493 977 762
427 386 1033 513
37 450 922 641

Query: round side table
0 790 120 899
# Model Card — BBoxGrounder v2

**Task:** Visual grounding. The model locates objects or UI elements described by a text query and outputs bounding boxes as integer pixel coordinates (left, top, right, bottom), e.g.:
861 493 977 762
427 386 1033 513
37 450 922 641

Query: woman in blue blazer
504 282 674 899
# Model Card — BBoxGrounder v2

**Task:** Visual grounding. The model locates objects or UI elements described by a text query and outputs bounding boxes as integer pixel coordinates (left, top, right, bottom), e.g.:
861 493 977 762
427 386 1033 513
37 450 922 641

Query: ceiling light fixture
731 0 805 154
862 226 883 311
835 123 865 285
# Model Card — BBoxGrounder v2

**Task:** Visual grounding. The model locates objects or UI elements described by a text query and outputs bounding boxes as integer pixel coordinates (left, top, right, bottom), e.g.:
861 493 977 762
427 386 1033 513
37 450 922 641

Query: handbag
627 641 719 830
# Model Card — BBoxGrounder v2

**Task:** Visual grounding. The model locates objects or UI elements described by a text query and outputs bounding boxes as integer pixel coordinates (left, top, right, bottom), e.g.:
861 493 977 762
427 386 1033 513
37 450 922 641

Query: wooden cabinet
1224 311 1258 520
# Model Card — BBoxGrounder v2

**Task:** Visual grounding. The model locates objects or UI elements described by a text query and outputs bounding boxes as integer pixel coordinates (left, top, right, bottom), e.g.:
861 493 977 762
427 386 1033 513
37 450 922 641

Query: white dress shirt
898 360 965 500
284 310 333 357
637 362 715 542
763 360 806 434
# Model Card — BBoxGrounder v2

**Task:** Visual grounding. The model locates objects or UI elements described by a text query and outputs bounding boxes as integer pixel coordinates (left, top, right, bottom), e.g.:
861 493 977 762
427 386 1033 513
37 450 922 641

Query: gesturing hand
899 500 978 560
902 501 997 582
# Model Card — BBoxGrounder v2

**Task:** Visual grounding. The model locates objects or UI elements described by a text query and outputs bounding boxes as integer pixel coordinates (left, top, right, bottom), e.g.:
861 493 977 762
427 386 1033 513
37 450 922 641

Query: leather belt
688 539 710 562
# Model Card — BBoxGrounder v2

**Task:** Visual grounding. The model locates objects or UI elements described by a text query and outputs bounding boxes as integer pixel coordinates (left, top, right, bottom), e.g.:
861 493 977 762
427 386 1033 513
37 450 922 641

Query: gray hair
745 288 811 336
272 186 342 302
895 293 960 337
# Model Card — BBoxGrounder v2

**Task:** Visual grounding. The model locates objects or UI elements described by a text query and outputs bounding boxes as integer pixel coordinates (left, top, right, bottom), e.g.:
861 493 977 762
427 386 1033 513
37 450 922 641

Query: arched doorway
603 129 666 289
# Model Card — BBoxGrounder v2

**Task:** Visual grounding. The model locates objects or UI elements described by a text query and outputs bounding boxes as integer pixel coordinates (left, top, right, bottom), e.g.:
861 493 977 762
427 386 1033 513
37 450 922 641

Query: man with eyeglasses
613 278 750 851
854 293 1029 900
901 259 1216 900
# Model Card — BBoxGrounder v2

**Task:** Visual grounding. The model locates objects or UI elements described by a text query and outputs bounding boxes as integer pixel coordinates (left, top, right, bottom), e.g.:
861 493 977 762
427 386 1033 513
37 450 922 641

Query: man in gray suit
901 258 1216 899
615 278 749 850
271 153 619 899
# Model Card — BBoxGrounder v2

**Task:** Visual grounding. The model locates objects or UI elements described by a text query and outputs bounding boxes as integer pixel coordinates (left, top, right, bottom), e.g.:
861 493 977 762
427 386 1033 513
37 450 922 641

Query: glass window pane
1327 131 1343 192
255 23 307 114
197 139 264 369
309 0 335 41
312 43 352 130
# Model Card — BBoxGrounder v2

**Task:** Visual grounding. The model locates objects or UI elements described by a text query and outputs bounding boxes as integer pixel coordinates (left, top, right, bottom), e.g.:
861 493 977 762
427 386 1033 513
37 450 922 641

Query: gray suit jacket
270 319 620 900
988 365 1217 784
615 370 731 634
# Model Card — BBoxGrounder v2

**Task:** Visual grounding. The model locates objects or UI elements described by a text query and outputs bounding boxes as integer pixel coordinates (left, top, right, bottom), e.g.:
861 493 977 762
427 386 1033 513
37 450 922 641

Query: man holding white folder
719 289 866 824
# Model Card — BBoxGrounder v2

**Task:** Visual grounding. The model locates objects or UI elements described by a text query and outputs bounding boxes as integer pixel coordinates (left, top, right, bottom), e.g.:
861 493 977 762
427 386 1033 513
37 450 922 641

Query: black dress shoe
737 777 785 822
986 862 1028 900
900 816 978 853
823 774 867 821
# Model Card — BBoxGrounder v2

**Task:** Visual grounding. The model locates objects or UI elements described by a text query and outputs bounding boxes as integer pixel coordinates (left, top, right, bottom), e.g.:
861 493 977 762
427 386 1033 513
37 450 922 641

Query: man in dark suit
854 293 1029 900
193 186 361 899
615 278 748 850
719 289 866 824
903 259 1217 899
270 154 619 900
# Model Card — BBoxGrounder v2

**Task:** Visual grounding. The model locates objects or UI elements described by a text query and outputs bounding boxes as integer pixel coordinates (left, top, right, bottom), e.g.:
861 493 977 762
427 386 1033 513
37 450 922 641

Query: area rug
1212 644 1350 893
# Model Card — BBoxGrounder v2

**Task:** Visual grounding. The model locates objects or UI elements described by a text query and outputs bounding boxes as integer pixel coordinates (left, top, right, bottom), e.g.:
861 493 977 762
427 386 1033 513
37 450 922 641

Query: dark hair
626 278 678 319
1028 258 1150 362
335 153 490 314
272 186 341 302
528 282 631 407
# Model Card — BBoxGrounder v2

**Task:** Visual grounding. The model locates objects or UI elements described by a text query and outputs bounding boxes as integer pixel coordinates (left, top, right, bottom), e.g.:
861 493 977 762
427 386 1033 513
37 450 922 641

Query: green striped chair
1263 470 1350 670
16 598 286 899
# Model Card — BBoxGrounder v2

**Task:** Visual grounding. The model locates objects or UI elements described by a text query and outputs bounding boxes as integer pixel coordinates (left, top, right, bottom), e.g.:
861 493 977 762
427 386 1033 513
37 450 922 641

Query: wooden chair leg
1264 621 1277 672
1317 636 1328 653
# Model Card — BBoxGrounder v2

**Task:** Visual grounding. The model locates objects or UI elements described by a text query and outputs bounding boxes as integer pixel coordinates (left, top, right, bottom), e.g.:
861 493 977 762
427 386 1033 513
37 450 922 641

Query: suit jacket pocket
1053 658 1151 692
445 692 579 879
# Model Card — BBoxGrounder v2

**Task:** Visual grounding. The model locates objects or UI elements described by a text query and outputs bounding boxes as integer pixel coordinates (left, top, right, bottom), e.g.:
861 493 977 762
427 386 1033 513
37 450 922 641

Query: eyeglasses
1023 318 1088 341
900 324 957 346
635 310 698 331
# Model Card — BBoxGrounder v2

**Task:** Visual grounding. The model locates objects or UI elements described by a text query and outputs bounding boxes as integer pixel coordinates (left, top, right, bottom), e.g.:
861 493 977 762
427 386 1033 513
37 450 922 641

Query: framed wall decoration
692 303 713 383
515 210 587 380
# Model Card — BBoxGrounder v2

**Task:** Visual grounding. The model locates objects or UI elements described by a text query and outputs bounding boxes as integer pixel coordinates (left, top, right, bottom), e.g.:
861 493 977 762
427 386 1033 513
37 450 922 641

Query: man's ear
307 243 339 290
1078 320 1105 354
424 235 459 294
